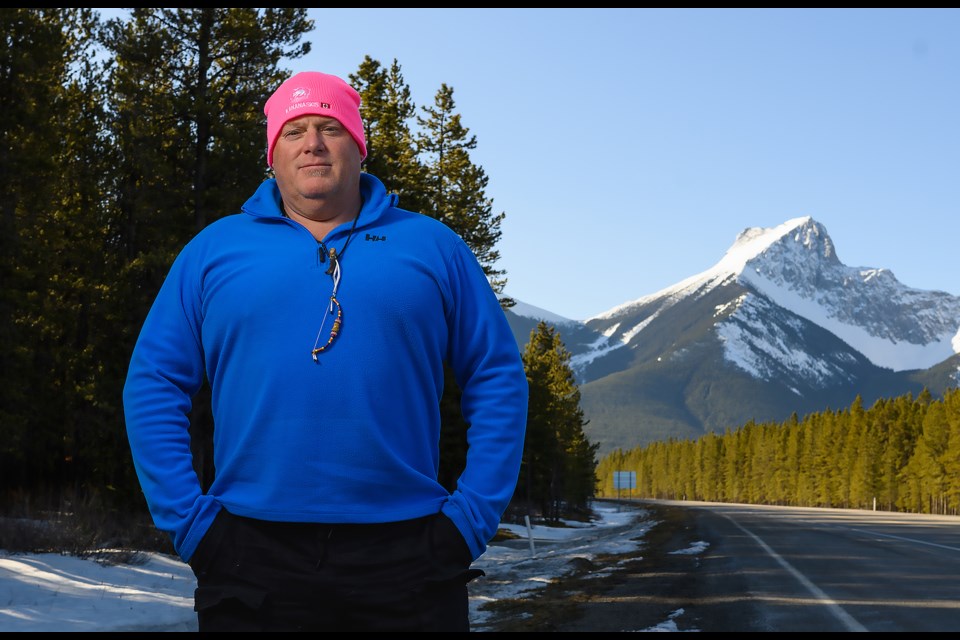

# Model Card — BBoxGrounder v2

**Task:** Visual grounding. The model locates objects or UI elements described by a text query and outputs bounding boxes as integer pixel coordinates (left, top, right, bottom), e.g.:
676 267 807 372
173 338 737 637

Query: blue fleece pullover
123 174 528 563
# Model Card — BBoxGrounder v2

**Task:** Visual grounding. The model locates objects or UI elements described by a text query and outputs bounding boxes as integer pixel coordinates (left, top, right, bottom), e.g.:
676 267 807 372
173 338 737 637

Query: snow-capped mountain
505 216 960 455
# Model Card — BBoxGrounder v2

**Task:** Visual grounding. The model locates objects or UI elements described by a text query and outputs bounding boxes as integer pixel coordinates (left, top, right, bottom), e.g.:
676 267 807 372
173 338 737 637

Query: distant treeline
596 388 960 515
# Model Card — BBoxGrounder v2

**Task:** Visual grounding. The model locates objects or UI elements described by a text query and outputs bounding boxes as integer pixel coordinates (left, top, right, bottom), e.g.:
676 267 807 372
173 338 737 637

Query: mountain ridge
504 216 960 456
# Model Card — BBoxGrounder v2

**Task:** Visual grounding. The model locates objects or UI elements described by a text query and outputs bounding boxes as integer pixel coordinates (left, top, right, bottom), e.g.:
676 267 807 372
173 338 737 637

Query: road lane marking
844 528 960 553
725 516 868 633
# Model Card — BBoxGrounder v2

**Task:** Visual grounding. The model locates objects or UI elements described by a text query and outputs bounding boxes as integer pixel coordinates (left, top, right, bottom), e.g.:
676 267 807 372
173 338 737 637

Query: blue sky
284 8 958 320
98 8 959 320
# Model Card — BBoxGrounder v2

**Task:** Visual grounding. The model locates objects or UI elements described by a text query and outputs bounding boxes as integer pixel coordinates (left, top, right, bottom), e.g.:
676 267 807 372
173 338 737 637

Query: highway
626 499 960 632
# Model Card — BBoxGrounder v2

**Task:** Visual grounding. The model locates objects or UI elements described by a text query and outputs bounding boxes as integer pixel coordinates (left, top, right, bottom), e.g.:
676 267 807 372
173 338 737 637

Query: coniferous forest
596 389 960 515
0 8 596 549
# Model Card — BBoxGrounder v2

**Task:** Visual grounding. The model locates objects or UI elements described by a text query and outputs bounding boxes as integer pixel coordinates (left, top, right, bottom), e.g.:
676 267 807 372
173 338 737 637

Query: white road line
845 527 960 553
725 516 868 633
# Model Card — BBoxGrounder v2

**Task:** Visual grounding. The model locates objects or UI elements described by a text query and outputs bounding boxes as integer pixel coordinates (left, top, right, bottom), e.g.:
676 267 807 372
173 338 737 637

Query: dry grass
0 489 174 561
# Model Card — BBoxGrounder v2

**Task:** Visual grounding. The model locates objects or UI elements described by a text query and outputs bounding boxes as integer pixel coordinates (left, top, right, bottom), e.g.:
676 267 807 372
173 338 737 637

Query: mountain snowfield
524 217 960 381
506 216 960 453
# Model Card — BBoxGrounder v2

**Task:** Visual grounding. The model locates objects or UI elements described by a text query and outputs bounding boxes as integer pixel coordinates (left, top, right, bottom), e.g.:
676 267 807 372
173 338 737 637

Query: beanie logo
288 87 331 112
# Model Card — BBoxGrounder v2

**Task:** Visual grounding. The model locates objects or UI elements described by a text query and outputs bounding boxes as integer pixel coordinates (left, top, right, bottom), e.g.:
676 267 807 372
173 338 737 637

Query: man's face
272 115 362 206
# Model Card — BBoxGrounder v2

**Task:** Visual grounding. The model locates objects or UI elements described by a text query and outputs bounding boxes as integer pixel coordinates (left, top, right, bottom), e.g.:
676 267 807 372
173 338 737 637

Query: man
122 71 529 632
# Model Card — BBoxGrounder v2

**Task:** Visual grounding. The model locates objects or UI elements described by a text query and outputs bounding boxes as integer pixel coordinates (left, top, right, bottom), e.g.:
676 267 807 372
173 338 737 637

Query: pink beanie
263 71 367 167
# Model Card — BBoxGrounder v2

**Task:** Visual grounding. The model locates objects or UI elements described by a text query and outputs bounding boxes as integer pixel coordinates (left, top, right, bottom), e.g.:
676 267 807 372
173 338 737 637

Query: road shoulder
481 502 705 632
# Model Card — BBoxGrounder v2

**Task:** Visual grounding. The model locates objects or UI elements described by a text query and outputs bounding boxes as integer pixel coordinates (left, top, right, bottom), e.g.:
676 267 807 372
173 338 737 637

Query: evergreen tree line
0 8 597 530
596 388 960 516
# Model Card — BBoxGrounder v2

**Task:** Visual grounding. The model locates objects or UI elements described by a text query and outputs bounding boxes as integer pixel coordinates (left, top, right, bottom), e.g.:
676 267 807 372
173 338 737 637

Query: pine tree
521 321 598 521
350 56 430 216
849 403 882 510
940 389 960 513
905 398 948 513
695 432 723 502
415 83 509 300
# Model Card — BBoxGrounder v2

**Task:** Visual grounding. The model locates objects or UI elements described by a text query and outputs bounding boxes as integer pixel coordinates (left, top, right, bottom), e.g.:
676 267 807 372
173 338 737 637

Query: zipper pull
325 248 338 276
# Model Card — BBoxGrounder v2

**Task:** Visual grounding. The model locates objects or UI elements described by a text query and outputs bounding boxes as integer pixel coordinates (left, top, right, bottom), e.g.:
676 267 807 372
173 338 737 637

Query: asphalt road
483 499 960 632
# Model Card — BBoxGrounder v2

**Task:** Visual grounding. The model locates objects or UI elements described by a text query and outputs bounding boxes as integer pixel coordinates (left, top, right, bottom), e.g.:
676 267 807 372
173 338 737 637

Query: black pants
188 509 484 632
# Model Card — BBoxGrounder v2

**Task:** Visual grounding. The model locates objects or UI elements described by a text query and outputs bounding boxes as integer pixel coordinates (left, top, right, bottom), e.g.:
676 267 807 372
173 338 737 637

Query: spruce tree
521 321 597 521
415 83 509 300
940 389 960 513
350 56 430 216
